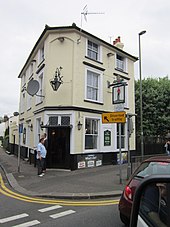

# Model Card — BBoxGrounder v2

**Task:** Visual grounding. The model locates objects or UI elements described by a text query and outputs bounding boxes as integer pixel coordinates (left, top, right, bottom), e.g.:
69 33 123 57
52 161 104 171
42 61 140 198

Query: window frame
85 67 103 103
84 117 100 152
38 45 45 64
116 123 126 150
20 92 25 114
35 71 44 105
86 39 101 62
27 91 32 111
115 53 127 72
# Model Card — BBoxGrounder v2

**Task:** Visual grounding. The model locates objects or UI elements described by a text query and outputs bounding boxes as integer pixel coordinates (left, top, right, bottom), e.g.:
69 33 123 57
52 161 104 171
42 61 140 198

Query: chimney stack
113 36 124 50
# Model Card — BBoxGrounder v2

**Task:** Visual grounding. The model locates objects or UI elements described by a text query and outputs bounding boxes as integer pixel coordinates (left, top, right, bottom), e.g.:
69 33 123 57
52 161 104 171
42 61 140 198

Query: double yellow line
0 174 119 206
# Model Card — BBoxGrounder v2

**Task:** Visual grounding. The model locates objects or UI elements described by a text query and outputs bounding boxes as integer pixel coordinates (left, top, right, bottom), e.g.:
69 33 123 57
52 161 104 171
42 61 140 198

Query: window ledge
27 107 32 111
115 68 128 75
37 58 45 68
85 56 103 65
35 101 43 106
84 99 104 105
83 149 99 153
83 61 105 71
36 63 45 74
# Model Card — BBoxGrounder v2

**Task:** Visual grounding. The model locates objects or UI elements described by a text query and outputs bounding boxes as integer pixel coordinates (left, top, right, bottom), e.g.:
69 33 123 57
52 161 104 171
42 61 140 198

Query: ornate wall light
77 121 83 130
50 67 63 91
28 123 33 131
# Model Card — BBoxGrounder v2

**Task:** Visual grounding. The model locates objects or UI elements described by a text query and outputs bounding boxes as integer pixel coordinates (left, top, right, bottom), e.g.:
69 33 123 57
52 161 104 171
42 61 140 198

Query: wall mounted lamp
107 52 114 57
30 124 33 131
77 121 83 130
58 37 65 42
40 121 44 129
28 123 33 131
50 67 63 91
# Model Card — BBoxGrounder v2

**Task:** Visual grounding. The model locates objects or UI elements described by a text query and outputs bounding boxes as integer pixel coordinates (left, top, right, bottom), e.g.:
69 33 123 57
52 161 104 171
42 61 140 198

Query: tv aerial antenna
81 5 104 28
77 5 104 44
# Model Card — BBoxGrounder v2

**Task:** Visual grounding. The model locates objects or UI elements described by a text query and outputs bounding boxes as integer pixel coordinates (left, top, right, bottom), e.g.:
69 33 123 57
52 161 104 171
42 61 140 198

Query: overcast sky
1 0 170 117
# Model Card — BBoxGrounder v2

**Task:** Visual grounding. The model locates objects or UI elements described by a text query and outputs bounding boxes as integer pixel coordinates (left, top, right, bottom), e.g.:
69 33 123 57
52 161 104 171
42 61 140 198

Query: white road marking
38 205 62 212
50 210 76 219
12 220 40 227
0 213 28 223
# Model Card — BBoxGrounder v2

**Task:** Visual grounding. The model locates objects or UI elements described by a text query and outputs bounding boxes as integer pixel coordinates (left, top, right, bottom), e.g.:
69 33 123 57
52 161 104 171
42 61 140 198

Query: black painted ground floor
8 142 129 170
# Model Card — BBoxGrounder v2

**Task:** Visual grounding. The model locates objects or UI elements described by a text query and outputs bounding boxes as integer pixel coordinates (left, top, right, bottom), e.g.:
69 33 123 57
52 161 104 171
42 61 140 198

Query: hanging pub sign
112 83 125 104
104 130 111 146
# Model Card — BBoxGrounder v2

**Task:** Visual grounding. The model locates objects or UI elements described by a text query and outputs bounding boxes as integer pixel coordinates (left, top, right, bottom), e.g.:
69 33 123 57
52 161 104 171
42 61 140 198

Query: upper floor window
124 81 129 108
116 54 127 72
87 40 100 61
36 72 43 104
85 68 103 103
27 92 32 110
30 62 34 76
20 92 25 113
21 73 26 88
38 45 44 64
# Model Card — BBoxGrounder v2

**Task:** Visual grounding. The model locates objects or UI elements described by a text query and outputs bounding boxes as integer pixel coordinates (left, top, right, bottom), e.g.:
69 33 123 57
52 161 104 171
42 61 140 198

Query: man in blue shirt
37 137 47 177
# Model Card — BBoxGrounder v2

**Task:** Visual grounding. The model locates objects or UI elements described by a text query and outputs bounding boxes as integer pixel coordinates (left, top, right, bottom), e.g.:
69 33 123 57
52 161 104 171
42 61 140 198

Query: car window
135 162 170 178
138 183 167 227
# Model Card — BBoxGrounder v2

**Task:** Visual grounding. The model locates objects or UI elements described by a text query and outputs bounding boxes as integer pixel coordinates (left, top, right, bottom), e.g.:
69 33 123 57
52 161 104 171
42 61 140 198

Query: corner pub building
9 24 137 170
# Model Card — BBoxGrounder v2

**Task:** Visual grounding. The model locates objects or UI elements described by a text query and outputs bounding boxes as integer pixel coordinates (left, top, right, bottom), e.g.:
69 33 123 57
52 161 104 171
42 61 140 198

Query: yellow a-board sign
102 111 126 123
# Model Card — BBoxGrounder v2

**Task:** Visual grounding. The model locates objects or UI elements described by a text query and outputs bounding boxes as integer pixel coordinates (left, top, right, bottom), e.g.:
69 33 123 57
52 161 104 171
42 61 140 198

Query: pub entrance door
46 127 70 169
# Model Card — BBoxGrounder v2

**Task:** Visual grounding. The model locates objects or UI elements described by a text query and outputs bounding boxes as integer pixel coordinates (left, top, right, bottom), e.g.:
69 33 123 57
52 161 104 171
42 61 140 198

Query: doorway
46 127 71 169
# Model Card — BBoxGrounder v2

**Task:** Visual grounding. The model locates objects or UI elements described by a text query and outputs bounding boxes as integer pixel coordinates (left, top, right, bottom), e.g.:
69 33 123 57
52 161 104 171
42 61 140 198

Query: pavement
0 147 128 199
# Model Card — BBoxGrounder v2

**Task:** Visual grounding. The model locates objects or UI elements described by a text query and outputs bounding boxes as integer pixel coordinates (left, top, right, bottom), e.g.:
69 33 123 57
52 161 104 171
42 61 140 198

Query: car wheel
120 212 130 226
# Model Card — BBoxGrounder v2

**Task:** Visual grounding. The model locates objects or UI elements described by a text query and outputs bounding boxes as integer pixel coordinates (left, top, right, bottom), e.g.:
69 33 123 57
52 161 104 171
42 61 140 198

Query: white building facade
16 24 137 170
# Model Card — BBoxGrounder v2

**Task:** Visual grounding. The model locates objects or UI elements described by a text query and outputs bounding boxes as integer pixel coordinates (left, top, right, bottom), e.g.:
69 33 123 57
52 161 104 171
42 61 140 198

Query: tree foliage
135 76 170 137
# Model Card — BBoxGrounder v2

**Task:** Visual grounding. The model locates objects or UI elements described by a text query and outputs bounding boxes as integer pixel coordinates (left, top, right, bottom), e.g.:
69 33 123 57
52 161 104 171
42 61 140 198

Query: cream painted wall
18 27 137 154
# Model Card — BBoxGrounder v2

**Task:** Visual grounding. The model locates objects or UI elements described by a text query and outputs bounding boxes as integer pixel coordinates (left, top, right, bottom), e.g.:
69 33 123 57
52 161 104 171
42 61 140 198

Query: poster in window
104 130 111 146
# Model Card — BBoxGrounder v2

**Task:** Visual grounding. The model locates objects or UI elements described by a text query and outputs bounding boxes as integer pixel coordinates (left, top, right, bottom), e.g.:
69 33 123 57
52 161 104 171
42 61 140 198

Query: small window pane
61 116 70 126
49 117 58 125
85 135 97 149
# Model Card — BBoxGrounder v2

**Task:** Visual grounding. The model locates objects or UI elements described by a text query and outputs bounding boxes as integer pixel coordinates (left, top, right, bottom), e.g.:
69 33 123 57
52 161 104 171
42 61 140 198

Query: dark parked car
118 156 170 226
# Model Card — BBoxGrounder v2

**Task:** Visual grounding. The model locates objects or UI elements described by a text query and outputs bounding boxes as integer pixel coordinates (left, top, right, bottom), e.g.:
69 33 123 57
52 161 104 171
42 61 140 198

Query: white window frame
86 39 101 62
21 73 26 88
27 93 32 110
124 81 129 108
20 92 25 113
36 71 44 104
30 62 34 76
35 118 42 148
38 45 44 64
84 117 100 152
115 54 127 73
85 67 103 103
116 123 127 150
26 121 31 147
